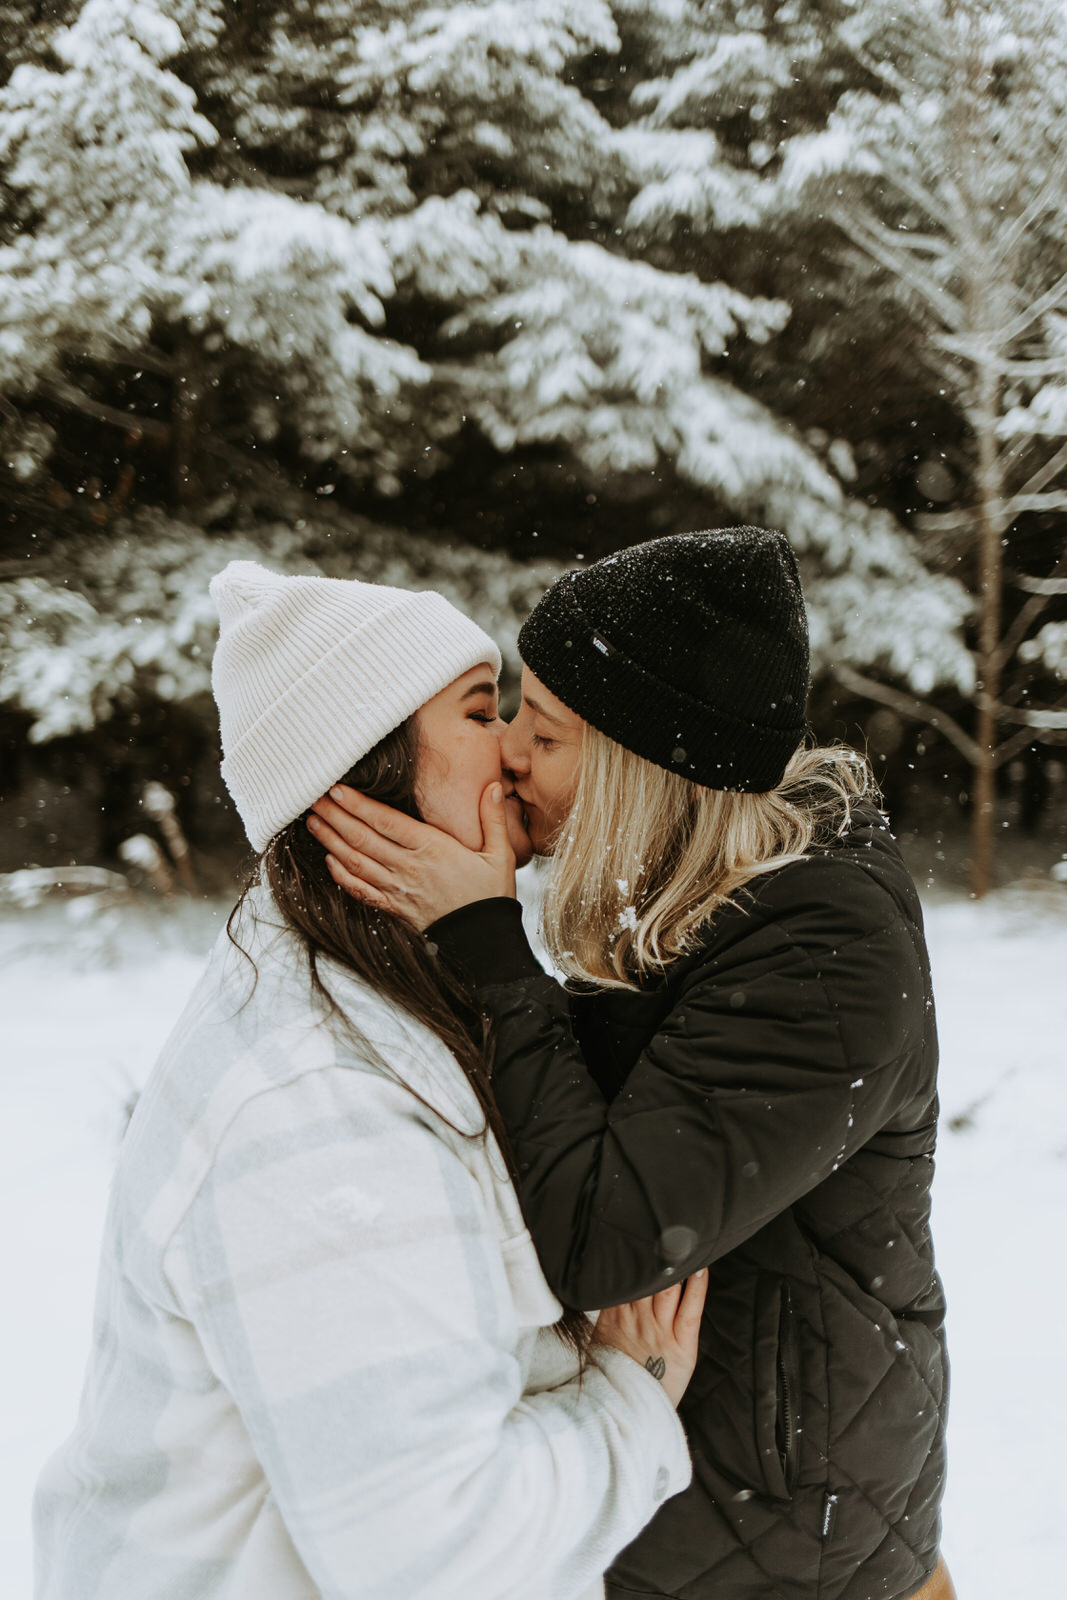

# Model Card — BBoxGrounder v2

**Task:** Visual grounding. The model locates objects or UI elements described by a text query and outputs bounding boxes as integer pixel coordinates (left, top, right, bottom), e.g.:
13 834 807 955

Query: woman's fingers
325 785 430 849
324 854 405 917
592 1270 707 1409
307 812 402 890
675 1268 708 1335
309 797 410 870
478 781 516 866
331 846 398 896
650 1281 683 1329
312 784 516 929
630 1268 707 1342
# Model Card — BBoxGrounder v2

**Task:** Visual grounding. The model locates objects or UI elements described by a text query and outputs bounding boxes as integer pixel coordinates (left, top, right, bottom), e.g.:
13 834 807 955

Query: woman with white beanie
33 561 704 1600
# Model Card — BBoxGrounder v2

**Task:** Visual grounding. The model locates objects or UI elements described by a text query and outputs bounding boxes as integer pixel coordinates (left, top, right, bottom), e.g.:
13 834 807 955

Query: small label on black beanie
591 633 616 657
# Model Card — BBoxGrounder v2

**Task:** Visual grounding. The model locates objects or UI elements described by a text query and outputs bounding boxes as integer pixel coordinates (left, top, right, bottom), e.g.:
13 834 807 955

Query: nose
499 715 529 776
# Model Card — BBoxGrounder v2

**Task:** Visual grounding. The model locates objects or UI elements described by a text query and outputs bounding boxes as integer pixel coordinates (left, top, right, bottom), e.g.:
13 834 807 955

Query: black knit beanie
517 527 810 793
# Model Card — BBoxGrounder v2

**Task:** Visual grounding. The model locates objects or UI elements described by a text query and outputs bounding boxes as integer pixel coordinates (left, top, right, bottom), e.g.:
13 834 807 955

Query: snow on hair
541 729 878 991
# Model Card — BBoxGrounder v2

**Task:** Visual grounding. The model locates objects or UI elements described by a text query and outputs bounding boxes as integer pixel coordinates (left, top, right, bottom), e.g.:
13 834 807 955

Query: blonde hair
542 730 878 990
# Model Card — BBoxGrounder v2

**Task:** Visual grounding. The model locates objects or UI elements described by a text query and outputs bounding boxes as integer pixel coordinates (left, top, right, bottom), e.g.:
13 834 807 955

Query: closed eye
530 733 556 750
468 710 498 724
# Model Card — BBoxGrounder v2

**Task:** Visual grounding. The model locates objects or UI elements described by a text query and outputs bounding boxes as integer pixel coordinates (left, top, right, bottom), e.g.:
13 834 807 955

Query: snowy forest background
2 0 1067 896
3 4 1067 1598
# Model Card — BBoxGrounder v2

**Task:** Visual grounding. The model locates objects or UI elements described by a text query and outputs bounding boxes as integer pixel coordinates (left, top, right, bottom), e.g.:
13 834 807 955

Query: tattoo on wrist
645 1355 666 1381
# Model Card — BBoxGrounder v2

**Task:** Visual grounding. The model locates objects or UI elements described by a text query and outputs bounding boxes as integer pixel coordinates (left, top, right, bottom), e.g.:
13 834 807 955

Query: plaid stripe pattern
34 893 689 1599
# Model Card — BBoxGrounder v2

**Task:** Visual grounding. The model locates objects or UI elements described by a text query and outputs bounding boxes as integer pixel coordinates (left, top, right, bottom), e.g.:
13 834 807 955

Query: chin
525 813 558 858
506 820 535 868
504 801 535 866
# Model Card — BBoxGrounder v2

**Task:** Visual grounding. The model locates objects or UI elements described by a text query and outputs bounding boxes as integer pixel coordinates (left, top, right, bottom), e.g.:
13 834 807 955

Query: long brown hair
228 717 590 1355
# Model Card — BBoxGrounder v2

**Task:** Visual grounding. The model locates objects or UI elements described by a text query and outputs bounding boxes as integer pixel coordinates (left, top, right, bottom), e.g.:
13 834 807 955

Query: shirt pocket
498 1226 564 1330
470 1127 563 1330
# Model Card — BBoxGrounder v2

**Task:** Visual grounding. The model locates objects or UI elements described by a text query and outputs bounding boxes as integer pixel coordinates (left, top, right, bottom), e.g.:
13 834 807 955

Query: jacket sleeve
429 889 929 1310
169 1062 690 1600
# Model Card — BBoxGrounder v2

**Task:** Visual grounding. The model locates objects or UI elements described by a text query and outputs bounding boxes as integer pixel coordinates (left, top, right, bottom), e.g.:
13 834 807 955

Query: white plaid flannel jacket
34 890 690 1599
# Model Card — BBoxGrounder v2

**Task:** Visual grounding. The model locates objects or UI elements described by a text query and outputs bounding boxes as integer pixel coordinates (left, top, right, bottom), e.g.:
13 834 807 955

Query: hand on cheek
307 780 517 925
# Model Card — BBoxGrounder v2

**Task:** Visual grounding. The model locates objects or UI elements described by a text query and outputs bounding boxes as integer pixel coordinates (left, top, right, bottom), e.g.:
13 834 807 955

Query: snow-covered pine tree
592 0 974 697
0 0 214 397
1 0 974 823
780 0 1067 894
0 0 425 505
0 507 564 745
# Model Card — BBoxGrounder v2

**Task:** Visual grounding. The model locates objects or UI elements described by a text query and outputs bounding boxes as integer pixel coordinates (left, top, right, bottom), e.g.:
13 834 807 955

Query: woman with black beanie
308 528 956 1600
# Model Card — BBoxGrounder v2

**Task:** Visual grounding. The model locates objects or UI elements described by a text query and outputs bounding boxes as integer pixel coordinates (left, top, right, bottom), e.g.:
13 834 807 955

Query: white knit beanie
210 560 502 851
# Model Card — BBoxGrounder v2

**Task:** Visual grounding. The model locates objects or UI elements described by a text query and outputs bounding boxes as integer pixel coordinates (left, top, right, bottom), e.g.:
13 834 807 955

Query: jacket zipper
776 1283 800 1492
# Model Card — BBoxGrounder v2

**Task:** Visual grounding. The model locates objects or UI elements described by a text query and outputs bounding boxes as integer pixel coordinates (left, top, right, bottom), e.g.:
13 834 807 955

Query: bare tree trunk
970 362 1004 899
828 0 1067 898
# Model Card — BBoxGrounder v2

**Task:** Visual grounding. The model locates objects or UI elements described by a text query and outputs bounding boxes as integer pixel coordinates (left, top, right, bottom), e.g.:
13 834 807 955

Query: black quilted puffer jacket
430 806 948 1600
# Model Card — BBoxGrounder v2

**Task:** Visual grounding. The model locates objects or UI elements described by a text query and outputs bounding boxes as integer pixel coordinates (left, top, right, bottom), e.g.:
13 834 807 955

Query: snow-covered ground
2 881 1065 1597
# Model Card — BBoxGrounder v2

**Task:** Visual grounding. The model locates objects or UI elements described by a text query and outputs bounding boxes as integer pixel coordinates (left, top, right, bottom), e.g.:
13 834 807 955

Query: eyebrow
460 681 499 701
522 692 569 726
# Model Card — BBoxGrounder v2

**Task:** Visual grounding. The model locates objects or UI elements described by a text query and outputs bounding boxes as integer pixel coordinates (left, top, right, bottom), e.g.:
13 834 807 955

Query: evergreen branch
912 508 974 535
992 546 1067 675
878 162 968 238
0 486 76 540
831 209 965 330
1011 573 1067 595
994 438 1028 484
100 347 175 378
1014 438 1067 505
995 267 1067 347
933 335 1066 377
832 664 982 766
834 210 949 259
989 173 1065 271
996 670 1038 710
993 726 1045 767
913 503 1011 538
996 491 1067 516
996 704 1067 729
39 379 171 443
917 490 1067 542
988 356 1067 379
840 41 919 101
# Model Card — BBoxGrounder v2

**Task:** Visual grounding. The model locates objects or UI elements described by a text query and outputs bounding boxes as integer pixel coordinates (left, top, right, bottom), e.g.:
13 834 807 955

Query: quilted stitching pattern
480 808 948 1599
